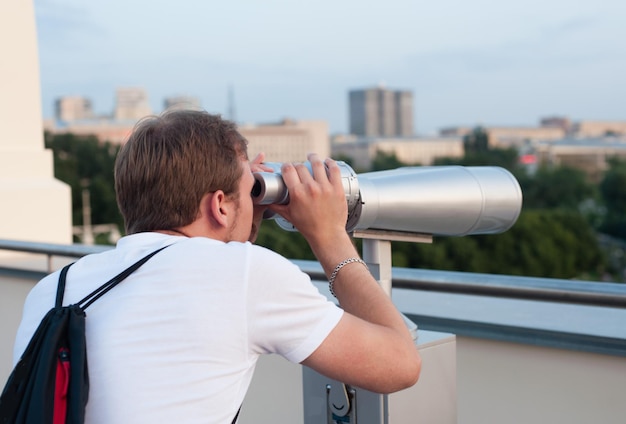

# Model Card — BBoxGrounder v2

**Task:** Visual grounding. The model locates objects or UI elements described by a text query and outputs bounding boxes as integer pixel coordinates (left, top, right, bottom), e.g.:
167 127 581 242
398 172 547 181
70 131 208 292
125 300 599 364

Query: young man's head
115 110 248 235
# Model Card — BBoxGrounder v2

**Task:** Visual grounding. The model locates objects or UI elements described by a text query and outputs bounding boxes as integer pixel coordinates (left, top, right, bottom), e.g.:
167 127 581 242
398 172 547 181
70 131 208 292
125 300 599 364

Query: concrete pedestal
239 330 456 423
303 330 456 424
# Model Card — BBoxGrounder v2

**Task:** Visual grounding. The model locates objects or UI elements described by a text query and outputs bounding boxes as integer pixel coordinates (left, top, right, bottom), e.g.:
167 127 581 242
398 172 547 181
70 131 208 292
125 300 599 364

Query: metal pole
362 238 392 297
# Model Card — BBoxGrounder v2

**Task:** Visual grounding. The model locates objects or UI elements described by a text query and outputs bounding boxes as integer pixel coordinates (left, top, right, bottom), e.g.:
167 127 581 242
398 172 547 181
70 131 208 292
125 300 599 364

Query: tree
463 126 489 154
519 165 598 211
371 150 405 171
434 141 520 172
599 158 626 238
45 132 123 239
390 209 607 280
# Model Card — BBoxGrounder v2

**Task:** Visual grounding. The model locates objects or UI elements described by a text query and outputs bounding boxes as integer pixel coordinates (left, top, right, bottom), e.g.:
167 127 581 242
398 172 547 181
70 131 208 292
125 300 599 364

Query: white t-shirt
13 233 343 424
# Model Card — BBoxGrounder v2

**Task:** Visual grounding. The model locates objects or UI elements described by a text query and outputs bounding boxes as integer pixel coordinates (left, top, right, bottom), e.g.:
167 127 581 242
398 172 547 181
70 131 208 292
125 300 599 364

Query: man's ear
205 190 231 228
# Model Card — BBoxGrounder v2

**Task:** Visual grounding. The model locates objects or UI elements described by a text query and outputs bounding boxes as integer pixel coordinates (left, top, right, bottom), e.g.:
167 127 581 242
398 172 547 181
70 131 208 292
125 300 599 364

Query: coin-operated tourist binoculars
253 161 523 424
252 161 522 237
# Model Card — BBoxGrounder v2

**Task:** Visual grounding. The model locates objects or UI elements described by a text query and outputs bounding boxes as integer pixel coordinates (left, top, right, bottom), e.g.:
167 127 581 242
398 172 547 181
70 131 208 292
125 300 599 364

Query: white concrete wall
0 0 72 244
241 331 456 424
457 336 626 424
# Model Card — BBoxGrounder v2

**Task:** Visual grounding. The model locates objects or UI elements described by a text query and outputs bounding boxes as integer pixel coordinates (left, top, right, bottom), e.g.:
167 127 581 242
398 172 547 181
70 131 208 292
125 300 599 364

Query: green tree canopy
434 145 519 171
463 126 489 154
371 150 405 171
519 165 598 211
599 157 626 238
390 209 607 280
45 132 123 234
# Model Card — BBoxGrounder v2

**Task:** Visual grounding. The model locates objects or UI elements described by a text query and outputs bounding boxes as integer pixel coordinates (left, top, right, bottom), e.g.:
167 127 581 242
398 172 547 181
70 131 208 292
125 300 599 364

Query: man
13 110 421 423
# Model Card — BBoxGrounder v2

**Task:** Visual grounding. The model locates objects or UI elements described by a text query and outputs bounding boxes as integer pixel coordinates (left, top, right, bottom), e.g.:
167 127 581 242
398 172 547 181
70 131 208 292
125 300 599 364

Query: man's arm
301 231 421 393
270 154 421 394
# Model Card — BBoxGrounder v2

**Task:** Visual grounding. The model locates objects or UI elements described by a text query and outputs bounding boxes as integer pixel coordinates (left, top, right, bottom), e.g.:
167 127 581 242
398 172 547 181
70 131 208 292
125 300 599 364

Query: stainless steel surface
354 166 522 235
253 164 522 236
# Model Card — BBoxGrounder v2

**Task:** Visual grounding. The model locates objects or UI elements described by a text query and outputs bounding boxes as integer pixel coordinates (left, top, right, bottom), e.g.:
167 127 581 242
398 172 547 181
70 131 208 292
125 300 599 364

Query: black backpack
0 246 168 424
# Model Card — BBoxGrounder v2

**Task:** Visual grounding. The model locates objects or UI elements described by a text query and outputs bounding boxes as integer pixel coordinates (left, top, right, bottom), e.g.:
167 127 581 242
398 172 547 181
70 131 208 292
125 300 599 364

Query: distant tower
349 86 414 137
113 87 152 121
228 84 236 123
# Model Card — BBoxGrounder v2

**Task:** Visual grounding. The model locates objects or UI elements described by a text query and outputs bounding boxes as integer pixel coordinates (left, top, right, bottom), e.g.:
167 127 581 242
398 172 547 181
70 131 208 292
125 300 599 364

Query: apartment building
46 88 153 144
349 86 414 137
572 121 626 138
55 96 94 122
534 138 626 182
240 119 330 163
440 117 626 148
440 125 566 148
113 87 152 121
332 136 463 170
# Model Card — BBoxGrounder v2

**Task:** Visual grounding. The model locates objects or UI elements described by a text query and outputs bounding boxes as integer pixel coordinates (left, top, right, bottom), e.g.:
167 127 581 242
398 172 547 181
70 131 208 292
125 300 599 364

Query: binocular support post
304 230 430 424
353 229 432 297
355 229 431 345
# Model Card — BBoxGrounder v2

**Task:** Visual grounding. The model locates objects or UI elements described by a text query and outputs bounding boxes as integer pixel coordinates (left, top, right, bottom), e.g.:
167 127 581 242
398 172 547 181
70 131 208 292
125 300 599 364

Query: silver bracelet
328 257 368 298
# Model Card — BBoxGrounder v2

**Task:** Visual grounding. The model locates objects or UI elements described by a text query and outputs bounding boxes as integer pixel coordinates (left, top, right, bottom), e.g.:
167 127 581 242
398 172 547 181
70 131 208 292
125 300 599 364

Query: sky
33 0 626 135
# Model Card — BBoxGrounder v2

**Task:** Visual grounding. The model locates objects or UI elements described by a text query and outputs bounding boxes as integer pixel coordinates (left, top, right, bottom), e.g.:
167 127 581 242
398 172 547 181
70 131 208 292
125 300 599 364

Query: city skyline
34 0 626 135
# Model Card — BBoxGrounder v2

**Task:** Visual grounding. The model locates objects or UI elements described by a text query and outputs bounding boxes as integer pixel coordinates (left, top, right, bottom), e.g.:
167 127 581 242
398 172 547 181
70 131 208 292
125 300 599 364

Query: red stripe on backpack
54 347 70 424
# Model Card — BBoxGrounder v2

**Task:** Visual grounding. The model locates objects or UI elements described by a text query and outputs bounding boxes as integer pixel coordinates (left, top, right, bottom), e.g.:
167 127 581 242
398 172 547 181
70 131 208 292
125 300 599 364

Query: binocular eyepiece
252 161 523 237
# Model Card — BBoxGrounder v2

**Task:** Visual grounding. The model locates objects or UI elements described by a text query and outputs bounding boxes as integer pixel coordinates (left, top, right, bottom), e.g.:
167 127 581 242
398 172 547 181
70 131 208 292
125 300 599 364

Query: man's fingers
251 152 265 164
251 152 272 172
281 154 338 190
280 162 300 187
324 158 342 184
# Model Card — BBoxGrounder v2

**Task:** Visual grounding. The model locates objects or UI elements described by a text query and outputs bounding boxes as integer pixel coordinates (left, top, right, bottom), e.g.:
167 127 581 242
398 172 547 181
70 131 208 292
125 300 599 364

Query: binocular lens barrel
252 172 290 205
251 161 522 236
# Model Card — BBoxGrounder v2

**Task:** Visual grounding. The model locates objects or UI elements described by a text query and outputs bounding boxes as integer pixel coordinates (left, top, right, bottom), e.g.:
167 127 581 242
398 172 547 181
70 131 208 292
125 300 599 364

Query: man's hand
249 152 272 243
269 153 348 249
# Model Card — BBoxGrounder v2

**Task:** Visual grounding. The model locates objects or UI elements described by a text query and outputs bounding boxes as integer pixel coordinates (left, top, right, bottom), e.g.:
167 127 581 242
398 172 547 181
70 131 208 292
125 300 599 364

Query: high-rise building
113 87 152 121
55 96 94 122
349 86 414 137
331 135 463 170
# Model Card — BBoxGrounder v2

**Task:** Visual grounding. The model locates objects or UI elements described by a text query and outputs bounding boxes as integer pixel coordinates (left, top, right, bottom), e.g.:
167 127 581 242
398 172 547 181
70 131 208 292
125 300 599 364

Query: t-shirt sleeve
13 273 58 363
246 245 343 364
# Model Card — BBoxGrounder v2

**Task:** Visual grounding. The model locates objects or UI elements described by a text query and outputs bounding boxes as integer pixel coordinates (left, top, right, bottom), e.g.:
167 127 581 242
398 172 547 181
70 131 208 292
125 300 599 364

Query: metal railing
0 239 110 273
1 239 625 308
293 261 626 309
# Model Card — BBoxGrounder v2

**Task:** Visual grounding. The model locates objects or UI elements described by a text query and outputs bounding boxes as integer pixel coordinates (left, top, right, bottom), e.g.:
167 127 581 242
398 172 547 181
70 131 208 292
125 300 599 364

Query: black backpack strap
55 245 171 311
77 245 171 311
56 263 75 308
